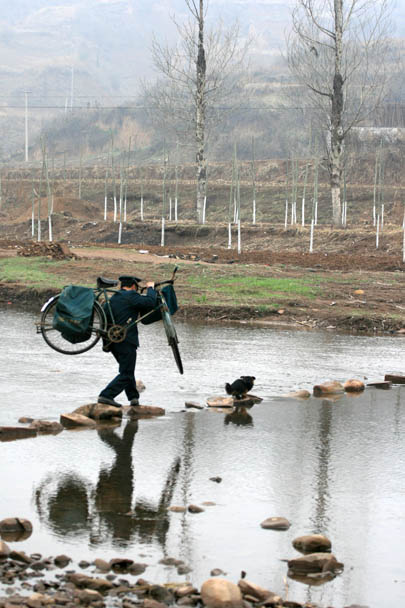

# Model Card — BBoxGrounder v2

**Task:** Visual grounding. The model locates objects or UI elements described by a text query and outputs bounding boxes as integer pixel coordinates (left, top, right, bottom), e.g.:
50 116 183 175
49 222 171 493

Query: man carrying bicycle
98 275 157 408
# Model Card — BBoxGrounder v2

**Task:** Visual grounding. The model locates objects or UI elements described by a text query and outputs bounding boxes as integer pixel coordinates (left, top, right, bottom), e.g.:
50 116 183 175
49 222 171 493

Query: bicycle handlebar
141 265 179 292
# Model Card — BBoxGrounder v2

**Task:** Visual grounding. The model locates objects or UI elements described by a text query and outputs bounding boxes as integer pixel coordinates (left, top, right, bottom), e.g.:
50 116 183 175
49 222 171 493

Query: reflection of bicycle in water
35 420 181 547
37 266 183 374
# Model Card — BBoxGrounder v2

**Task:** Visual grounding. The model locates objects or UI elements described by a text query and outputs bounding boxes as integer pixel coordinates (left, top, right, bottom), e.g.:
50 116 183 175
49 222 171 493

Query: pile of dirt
16 241 76 260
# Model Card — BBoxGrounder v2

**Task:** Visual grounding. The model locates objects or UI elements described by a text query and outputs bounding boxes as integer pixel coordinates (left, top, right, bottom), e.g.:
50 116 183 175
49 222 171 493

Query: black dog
225 376 256 400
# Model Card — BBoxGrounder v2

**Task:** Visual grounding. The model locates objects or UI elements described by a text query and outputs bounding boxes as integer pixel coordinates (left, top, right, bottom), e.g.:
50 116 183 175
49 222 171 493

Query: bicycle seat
97 276 119 288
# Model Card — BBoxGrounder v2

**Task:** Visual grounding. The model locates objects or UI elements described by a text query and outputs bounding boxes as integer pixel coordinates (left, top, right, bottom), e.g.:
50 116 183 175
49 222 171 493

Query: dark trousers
99 341 139 401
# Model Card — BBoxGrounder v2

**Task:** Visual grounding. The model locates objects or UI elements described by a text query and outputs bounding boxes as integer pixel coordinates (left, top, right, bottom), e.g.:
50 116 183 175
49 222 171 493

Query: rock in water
137 379 146 392
29 420 64 434
292 534 332 554
287 552 343 575
0 541 10 558
73 403 123 420
60 414 97 429
283 390 311 399
384 374 405 384
188 504 205 514
0 518 32 542
260 517 291 530
238 579 281 603
126 405 165 417
207 396 234 408
313 381 344 397
201 578 243 608
343 379 365 392
0 426 37 441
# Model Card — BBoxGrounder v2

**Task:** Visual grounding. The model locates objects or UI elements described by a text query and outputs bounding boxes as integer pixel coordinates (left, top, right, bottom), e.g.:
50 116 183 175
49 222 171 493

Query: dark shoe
98 396 121 407
130 398 139 406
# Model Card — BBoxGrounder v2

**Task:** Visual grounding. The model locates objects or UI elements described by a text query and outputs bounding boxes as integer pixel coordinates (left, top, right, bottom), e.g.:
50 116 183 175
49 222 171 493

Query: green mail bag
53 285 95 344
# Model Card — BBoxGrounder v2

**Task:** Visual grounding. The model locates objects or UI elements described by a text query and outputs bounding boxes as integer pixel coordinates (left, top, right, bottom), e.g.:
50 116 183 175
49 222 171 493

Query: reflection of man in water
35 420 181 548
95 420 139 540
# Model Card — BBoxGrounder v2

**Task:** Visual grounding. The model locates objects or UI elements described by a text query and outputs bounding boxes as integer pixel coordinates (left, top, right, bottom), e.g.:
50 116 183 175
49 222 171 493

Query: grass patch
187 274 321 299
0 257 80 289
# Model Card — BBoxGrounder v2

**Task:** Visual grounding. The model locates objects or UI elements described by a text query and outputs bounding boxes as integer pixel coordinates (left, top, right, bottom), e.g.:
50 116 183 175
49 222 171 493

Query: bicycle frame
97 265 179 344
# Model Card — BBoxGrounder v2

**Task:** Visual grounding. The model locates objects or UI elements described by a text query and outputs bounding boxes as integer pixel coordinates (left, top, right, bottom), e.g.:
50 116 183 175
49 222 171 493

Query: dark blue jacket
107 287 157 347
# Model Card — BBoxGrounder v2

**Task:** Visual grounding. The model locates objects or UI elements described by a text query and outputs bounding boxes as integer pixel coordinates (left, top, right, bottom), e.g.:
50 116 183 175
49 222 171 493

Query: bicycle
37 266 183 374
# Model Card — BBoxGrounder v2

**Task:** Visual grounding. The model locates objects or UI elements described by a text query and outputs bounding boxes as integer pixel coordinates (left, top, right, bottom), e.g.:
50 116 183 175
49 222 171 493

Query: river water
1 307 405 607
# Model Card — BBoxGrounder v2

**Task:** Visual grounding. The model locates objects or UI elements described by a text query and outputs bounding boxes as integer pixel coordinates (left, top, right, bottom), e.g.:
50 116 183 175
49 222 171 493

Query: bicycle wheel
40 296 106 355
169 336 184 375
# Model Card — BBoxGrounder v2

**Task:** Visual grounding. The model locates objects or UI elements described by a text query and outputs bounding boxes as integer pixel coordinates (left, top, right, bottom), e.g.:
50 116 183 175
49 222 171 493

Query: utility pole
24 91 31 162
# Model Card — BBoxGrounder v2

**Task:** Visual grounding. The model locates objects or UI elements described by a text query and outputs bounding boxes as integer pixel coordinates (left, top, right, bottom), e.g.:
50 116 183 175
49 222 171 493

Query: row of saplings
0 517 343 608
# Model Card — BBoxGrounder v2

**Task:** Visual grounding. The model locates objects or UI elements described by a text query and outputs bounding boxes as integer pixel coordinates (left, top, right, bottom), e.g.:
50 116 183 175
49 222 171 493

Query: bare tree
148 0 248 223
288 0 392 225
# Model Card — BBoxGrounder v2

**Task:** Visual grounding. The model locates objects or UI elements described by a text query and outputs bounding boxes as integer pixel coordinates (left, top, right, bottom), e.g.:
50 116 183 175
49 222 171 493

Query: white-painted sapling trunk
48 215 53 242
202 196 206 224
237 219 241 254
161 217 165 247
284 200 288 229
118 222 122 244
104 196 107 221
141 197 144 221
376 215 380 249
252 199 256 225
175 197 178 222
309 219 314 253
301 197 305 226
403 220 405 263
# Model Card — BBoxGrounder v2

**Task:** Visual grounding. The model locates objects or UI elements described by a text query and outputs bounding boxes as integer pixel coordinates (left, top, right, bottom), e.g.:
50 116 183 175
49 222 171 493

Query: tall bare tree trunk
330 0 344 226
196 0 206 224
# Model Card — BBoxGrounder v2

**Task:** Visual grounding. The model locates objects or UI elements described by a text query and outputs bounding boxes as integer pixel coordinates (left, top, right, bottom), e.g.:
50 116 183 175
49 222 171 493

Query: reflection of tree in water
311 401 332 533
224 406 254 427
35 420 181 549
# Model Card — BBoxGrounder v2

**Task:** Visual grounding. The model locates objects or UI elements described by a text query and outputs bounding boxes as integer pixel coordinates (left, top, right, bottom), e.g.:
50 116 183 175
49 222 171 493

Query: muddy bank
1 283 403 334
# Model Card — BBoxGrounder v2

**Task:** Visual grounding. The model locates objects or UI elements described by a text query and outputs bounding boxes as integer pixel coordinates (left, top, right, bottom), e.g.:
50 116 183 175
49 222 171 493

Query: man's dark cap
119 275 142 287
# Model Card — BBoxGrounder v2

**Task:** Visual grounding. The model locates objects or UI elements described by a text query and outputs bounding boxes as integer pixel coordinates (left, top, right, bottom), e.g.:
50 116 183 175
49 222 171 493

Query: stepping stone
125 405 165 417
0 426 37 442
367 380 392 389
384 374 405 384
60 414 97 429
207 394 262 408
